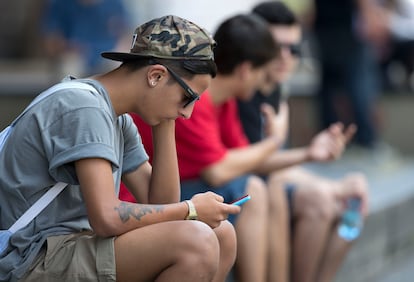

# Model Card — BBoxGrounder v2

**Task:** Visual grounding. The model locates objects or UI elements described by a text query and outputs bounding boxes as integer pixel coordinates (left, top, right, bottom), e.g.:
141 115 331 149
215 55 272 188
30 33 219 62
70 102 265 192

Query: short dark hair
213 14 278 74
252 1 298 26
121 58 217 79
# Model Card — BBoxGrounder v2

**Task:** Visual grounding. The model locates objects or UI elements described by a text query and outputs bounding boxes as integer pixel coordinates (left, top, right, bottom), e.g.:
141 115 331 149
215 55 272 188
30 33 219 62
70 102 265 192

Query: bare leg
212 220 238 282
115 220 221 282
316 173 369 282
316 224 353 282
267 172 290 282
271 167 338 282
234 175 269 282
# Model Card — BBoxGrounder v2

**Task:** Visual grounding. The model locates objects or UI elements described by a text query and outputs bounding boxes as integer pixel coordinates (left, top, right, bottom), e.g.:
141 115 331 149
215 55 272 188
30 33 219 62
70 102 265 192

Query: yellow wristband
185 200 198 220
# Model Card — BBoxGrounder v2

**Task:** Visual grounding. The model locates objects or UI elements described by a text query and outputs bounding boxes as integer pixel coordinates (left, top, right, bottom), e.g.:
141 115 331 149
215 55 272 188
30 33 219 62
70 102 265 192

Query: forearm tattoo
115 202 164 222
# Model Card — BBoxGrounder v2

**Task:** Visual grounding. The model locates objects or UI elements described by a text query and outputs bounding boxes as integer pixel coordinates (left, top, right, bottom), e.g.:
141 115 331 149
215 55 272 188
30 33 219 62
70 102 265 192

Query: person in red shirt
121 14 281 282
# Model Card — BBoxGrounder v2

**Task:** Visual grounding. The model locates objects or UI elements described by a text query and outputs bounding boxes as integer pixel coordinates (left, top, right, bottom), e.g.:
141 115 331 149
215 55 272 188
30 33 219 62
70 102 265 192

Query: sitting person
0 15 239 282
237 2 370 281
120 14 281 282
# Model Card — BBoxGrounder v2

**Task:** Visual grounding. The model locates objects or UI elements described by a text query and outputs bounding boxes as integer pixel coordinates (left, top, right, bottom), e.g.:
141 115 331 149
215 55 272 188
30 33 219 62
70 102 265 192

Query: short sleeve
45 106 119 183
121 114 149 174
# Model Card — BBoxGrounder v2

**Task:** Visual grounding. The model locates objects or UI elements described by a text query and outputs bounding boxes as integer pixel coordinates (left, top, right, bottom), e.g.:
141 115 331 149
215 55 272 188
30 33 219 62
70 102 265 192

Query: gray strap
11 81 98 126
8 182 67 233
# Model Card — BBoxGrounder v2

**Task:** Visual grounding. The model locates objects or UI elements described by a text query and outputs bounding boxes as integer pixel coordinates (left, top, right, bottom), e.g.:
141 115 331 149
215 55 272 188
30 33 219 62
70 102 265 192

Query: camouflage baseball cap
102 15 216 61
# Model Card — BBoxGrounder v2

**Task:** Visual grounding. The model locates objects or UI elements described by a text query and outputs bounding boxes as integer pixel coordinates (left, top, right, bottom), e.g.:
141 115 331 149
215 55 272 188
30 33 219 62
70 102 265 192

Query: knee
216 220 237 254
297 188 337 222
267 179 288 212
215 220 237 266
181 221 221 277
245 175 268 213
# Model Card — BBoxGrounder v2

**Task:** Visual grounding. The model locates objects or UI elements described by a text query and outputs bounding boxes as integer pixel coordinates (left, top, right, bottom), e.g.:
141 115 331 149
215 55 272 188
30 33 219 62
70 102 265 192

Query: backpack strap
8 182 68 233
12 81 98 126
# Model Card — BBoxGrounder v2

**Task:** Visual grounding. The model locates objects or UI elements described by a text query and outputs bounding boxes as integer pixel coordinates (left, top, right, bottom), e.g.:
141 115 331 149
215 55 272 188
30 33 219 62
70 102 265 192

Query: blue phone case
232 195 251 206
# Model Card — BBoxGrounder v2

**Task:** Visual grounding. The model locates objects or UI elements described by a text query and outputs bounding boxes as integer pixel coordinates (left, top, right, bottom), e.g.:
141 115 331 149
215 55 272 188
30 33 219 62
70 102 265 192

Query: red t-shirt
119 113 152 202
119 90 249 201
175 91 249 179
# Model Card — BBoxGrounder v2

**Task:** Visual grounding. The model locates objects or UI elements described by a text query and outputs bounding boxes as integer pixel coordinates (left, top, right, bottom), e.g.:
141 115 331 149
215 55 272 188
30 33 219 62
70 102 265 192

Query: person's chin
142 117 158 126
240 92 255 101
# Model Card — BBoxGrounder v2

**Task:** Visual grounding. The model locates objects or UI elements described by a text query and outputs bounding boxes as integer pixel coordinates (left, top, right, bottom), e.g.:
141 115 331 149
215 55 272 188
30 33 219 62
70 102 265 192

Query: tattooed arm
76 157 240 236
76 157 188 237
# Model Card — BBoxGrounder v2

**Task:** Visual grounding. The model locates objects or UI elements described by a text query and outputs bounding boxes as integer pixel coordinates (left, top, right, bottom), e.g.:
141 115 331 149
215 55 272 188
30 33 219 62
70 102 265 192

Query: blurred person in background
237 2 369 281
379 0 414 92
308 0 390 152
41 0 132 76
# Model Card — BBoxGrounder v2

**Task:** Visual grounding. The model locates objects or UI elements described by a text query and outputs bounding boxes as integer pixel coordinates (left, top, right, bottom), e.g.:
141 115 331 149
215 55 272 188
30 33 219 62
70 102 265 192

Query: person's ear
147 65 166 87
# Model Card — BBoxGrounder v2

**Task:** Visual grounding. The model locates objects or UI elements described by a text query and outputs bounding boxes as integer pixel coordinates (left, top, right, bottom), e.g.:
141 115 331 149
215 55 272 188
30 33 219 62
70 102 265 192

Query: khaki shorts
20 231 116 282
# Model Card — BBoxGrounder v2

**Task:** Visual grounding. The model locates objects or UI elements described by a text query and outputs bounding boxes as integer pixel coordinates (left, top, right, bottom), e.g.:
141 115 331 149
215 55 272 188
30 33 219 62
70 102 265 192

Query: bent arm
255 122 356 175
148 120 180 203
254 148 310 175
201 136 279 187
122 120 180 204
76 157 188 237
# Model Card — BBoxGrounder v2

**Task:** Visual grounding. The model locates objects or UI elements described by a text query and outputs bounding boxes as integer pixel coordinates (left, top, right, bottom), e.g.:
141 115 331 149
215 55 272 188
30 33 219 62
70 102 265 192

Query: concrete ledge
336 189 414 282
306 156 414 282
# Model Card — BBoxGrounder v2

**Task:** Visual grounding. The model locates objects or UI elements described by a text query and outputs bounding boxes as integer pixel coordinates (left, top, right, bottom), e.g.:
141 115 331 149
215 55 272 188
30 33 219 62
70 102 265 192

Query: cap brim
102 51 213 61
101 52 150 62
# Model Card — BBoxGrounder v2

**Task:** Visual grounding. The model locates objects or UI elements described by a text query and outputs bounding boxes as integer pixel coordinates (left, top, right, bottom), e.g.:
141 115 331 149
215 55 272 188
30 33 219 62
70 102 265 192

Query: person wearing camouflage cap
123 13 280 282
102 15 216 61
0 15 239 282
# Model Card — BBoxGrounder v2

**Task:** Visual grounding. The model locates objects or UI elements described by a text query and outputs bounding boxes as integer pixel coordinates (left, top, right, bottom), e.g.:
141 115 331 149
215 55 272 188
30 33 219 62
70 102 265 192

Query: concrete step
376 249 414 282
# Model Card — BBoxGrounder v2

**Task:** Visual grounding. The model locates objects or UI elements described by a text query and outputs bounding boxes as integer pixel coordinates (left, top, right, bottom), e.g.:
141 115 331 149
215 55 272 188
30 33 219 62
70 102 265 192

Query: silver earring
151 81 156 86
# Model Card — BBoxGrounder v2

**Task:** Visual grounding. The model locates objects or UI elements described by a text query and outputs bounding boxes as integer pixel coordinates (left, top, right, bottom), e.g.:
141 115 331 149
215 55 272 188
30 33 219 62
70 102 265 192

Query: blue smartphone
231 195 251 206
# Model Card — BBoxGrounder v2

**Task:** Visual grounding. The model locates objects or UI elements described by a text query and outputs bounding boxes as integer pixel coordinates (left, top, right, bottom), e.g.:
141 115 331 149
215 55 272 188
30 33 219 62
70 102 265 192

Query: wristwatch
185 200 198 220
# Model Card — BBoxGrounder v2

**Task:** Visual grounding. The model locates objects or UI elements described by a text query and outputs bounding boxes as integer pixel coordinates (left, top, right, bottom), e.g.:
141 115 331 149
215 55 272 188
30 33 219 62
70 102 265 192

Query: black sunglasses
164 65 200 108
149 60 200 108
279 43 301 57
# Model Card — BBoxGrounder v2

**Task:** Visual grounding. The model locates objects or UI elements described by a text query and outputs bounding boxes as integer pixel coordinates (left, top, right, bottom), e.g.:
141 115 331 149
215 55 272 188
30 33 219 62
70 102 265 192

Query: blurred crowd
0 0 413 150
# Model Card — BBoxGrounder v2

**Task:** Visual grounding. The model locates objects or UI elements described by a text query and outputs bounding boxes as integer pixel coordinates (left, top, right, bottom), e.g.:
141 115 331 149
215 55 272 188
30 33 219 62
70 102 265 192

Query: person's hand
338 172 370 217
190 192 240 228
261 101 289 145
307 122 357 162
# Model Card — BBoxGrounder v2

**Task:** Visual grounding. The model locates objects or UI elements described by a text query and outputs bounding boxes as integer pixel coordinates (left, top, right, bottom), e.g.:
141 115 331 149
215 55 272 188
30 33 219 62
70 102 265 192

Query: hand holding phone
231 195 251 206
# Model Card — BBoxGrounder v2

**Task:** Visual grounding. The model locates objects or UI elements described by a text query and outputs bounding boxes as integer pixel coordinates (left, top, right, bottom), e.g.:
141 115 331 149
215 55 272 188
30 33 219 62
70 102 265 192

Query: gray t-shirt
0 77 148 281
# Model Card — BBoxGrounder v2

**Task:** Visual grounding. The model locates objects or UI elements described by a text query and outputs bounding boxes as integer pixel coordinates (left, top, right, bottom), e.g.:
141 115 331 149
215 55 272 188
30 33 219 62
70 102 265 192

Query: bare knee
296 187 337 222
153 221 221 282
245 175 268 212
115 221 221 282
213 220 237 279
267 175 289 212
179 221 221 278
215 220 237 261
